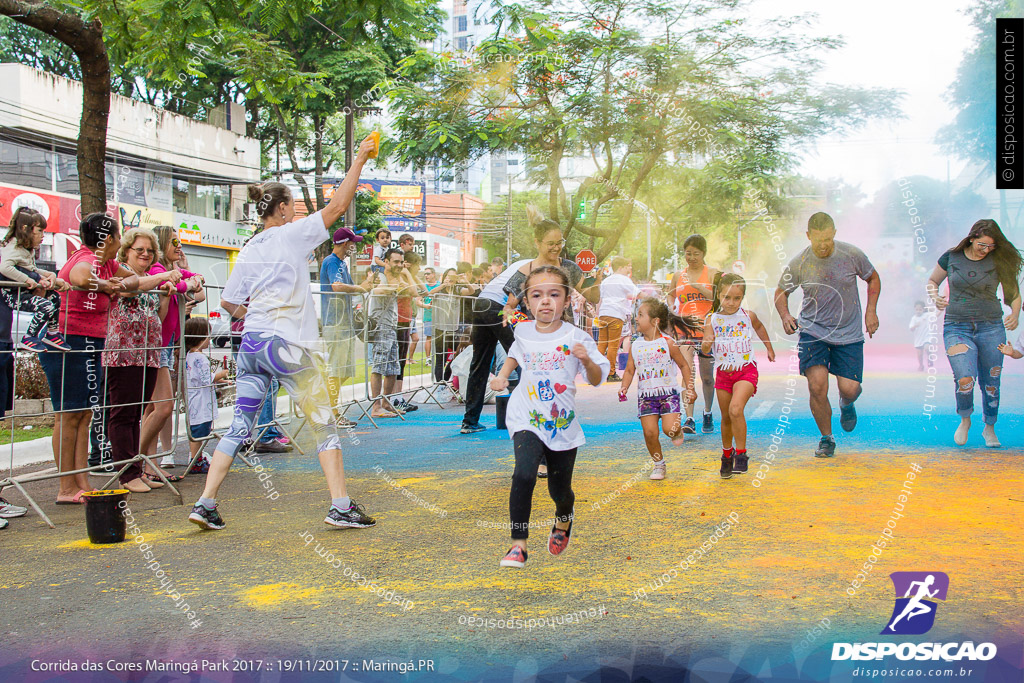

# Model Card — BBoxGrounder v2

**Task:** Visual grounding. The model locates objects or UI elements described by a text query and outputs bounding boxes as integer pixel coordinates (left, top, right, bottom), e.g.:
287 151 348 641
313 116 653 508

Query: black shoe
733 452 748 474
702 412 714 434
814 435 837 458
256 439 290 453
840 402 857 432
401 402 418 413
460 422 486 434
682 417 697 434
324 500 376 528
188 504 225 530
720 451 734 479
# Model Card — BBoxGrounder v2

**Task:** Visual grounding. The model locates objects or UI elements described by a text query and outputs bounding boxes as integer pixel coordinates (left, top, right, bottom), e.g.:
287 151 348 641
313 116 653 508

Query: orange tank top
675 265 713 320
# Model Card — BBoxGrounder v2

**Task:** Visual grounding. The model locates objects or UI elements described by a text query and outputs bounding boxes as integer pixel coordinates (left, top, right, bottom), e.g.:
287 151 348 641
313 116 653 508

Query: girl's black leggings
509 430 576 540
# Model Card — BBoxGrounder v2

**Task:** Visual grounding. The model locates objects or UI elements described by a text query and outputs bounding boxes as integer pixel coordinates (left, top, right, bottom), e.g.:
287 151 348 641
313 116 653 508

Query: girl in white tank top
701 274 775 480
618 299 697 480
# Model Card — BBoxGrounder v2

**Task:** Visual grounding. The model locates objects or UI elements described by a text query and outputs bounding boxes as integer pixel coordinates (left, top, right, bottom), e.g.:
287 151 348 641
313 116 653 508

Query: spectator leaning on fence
422 267 439 366
393 250 426 412
0 207 71 352
430 268 472 390
39 212 140 505
103 227 182 493
320 225 376 428
143 225 205 468
368 248 412 418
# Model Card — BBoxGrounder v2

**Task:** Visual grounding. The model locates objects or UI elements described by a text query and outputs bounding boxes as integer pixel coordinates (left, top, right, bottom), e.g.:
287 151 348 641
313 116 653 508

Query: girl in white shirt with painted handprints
490 265 609 569
702 274 775 480
617 298 698 481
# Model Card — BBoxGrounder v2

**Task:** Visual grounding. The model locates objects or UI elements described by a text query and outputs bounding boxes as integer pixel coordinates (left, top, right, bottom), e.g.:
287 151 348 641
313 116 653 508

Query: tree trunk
245 97 260 139
273 105 316 214
1 0 111 214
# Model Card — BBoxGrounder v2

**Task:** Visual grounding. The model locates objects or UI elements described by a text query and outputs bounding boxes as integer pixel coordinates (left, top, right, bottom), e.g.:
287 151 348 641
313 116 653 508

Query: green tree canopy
387 0 902 273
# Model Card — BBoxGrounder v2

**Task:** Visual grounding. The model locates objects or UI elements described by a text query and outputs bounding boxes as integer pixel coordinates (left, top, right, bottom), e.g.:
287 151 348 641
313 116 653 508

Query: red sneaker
548 520 573 556
499 545 528 568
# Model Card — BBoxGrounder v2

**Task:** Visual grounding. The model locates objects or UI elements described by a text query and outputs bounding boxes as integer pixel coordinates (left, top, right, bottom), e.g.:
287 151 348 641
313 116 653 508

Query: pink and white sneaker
650 459 666 480
500 545 528 568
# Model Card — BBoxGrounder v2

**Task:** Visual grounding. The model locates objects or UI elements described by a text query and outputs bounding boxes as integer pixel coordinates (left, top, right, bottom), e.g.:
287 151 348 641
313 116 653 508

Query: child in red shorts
701 274 775 479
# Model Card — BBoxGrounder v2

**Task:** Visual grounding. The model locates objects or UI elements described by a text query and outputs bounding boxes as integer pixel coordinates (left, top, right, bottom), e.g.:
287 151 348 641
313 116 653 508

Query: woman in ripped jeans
927 219 1022 448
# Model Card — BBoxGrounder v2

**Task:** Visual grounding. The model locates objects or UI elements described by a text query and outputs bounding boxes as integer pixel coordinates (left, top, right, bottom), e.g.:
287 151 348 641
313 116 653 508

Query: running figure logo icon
881 572 949 635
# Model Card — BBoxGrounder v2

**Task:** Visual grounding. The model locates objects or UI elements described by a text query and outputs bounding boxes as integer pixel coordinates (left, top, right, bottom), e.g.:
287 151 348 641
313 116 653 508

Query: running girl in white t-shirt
701 274 775 479
490 265 609 568
618 298 697 480
188 135 378 532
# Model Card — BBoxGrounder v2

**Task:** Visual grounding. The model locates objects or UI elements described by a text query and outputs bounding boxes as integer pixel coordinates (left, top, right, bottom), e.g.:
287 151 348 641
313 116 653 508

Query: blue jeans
258 376 283 442
943 321 1006 425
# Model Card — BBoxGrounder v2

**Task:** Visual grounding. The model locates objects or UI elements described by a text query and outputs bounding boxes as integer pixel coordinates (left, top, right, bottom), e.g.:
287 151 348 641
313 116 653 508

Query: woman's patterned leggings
216 332 340 457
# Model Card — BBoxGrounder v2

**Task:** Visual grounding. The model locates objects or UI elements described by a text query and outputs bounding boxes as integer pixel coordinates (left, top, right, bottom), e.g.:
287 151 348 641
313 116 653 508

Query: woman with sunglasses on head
139 226 205 473
927 219 1022 448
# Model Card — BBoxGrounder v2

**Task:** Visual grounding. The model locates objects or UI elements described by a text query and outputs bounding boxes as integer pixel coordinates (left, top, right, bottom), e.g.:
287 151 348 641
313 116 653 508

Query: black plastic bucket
82 489 130 544
495 394 510 430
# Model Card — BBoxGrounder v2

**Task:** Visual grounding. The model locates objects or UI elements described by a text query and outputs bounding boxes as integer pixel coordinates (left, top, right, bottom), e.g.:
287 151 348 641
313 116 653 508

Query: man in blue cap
321 226 377 426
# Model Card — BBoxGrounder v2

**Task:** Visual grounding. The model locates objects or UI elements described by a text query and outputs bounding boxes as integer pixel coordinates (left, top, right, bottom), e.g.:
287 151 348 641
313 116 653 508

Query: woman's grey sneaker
702 412 714 434
0 497 28 518
188 504 225 530
324 500 376 528
720 451 733 479
839 403 857 432
814 435 837 458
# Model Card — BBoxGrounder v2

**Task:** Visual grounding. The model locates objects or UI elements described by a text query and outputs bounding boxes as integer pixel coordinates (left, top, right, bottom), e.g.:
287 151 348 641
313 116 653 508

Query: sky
750 0 977 198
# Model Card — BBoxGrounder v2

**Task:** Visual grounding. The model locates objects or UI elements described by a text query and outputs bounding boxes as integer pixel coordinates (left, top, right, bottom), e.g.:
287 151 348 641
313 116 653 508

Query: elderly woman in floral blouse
103 227 181 493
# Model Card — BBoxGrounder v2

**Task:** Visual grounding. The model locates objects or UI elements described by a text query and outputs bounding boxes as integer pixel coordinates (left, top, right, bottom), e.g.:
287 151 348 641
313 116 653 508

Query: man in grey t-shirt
367 248 407 418
774 212 882 458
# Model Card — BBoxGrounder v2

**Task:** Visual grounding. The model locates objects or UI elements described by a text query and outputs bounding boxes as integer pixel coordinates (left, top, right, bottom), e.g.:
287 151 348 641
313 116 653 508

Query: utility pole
506 185 512 264
344 96 356 230
342 95 383 229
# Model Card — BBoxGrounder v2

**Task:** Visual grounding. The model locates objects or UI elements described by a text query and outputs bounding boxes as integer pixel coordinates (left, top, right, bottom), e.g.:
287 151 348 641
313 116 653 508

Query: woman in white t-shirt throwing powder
596 256 638 382
188 135 378 532
490 266 609 569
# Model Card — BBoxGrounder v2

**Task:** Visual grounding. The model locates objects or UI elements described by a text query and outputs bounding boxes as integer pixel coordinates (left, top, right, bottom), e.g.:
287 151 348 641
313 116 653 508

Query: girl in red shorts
701 274 775 479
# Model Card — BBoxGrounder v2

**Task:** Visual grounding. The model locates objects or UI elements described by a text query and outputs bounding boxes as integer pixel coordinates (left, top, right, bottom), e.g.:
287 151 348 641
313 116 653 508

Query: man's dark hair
807 212 835 232
80 212 118 247
384 248 404 263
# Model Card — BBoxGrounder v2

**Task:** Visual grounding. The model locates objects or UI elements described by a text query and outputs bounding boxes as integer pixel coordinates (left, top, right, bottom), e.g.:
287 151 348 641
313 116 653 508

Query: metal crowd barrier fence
1 266 749 527
0 279 190 528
